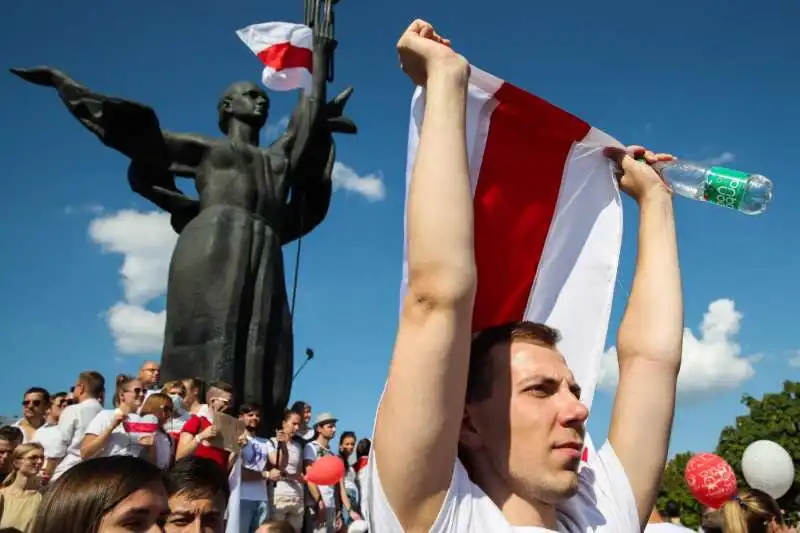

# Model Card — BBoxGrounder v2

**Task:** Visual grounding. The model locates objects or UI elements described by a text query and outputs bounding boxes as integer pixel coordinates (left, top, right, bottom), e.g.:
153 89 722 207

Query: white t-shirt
32 423 63 459
52 398 103 481
84 410 145 458
270 438 304 499
305 441 337 508
646 523 697 533
366 440 639 533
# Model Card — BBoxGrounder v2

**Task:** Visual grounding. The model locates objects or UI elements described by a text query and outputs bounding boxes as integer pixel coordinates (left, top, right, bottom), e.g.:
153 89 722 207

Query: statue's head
217 81 270 134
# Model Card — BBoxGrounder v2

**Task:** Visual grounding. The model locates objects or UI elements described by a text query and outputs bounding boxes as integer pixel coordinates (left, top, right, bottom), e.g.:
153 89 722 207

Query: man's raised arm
605 147 684 526
373 20 475 532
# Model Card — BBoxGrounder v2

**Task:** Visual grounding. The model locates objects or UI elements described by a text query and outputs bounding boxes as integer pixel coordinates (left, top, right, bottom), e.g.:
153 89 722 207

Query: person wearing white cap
304 413 338 533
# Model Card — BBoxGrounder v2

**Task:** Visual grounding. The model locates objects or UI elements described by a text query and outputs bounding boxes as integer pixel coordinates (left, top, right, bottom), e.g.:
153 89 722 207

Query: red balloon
306 455 345 486
685 453 738 508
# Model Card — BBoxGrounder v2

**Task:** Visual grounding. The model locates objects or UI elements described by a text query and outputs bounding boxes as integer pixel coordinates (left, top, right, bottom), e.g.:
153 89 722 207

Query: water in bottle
647 160 773 215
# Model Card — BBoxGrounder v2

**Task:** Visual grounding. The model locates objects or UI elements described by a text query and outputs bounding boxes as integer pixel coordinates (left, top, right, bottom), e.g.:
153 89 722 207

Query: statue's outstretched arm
11 66 211 176
161 131 212 177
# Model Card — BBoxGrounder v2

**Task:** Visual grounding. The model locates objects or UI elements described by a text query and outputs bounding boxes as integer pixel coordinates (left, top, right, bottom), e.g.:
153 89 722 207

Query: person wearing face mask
162 380 191 439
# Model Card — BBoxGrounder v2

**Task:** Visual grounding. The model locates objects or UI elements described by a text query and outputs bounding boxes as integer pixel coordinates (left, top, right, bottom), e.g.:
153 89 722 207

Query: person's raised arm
605 146 684 526
373 20 475 532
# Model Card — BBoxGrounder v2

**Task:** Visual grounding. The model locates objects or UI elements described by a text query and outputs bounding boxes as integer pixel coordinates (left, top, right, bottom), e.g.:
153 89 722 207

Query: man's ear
458 408 482 451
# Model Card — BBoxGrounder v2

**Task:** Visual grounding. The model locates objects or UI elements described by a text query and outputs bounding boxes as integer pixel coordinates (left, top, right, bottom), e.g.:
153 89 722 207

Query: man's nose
558 396 589 427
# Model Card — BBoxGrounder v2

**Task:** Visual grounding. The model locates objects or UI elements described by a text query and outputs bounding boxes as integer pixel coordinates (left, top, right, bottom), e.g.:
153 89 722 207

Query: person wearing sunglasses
31 392 69 483
79 375 148 460
13 387 50 443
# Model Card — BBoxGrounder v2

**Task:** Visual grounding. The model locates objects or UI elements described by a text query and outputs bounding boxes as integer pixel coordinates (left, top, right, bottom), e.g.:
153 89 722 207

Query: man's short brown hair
466 321 561 403
78 371 105 398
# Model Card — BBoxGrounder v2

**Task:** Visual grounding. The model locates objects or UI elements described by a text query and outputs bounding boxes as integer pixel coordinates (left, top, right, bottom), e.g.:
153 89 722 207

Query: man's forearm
407 64 474 299
611 191 683 524
618 192 683 368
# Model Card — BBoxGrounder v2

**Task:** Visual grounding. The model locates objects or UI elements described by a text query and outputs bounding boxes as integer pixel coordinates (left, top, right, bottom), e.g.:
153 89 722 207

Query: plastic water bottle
648 160 773 215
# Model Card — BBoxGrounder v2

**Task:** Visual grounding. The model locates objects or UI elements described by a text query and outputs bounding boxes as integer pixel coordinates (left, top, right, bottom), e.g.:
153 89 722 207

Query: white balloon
741 440 795 499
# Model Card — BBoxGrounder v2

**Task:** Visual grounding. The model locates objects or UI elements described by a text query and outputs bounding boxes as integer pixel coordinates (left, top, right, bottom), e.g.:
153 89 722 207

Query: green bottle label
705 167 749 210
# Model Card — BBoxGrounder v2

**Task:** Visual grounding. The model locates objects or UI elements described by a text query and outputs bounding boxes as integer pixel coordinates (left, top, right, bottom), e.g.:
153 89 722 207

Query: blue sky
1 0 798 456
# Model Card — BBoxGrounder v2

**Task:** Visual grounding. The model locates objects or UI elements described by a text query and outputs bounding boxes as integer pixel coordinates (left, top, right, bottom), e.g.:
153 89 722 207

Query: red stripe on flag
124 422 159 433
256 42 312 71
471 83 591 332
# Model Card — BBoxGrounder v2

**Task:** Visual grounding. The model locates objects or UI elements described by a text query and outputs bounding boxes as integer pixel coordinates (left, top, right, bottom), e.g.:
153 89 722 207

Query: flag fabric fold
401 66 624 417
236 22 313 92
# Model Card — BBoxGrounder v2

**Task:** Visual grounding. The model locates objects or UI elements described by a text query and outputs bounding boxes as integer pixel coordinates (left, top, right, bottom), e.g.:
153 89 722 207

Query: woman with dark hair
337 431 362 527
31 455 167 533
289 402 313 443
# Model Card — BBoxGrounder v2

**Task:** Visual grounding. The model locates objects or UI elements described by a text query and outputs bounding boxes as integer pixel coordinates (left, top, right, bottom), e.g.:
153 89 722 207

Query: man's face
164 491 225 533
0 438 16 473
209 391 233 414
239 410 260 431
462 340 588 504
140 363 161 387
22 391 47 420
303 405 312 424
228 83 269 124
49 395 68 421
318 422 336 440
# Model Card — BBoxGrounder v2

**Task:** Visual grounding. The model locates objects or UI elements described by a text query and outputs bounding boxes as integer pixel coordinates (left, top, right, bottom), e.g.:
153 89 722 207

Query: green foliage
716 380 800 512
658 451 704 528
657 381 800 526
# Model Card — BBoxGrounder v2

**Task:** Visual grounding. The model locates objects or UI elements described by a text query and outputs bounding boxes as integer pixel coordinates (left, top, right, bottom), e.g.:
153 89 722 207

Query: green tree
658 451 705 528
716 380 800 512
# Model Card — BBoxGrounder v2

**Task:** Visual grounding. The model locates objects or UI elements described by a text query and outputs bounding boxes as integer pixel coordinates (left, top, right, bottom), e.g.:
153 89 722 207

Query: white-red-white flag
401 66 624 428
236 22 313 92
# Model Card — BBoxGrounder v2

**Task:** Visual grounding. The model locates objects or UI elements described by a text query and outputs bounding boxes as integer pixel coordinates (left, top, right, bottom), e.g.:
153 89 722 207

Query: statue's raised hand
325 86 356 135
9 66 72 88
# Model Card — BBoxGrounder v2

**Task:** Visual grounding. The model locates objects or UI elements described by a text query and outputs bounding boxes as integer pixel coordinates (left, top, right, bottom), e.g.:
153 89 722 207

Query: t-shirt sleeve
85 410 113 436
567 440 640 533
303 442 317 463
34 428 65 459
56 406 77 446
366 448 471 533
181 415 202 436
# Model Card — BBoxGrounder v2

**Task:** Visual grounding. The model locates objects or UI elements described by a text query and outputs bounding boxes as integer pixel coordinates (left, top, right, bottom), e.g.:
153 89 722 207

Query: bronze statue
11 1 355 434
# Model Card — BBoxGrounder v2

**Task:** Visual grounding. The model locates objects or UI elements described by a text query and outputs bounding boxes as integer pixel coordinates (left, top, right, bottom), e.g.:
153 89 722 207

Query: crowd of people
0 16 794 533
0 362 371 532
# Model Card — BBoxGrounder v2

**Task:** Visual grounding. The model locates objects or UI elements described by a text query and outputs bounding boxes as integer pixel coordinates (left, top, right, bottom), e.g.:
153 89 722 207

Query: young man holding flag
367 19 684 533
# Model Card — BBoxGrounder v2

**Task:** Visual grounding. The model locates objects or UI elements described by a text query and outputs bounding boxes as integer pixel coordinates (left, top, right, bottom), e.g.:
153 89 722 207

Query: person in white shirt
32 391 69 482
304 413 339 533
80 374 147 460
266 409 305 532
368 20 684 533
13 387 49 443
51 370 105 481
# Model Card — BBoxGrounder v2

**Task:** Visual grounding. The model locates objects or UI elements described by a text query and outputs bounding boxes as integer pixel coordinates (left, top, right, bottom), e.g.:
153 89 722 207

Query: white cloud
333 161 386 201
599 299 758 396
705 152 736 165
107 303 166 353
88 160 381 354
788 351 800 367
88 210 175 354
